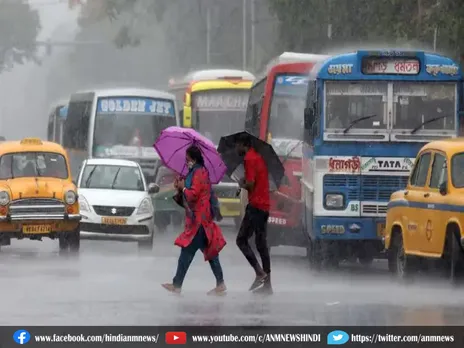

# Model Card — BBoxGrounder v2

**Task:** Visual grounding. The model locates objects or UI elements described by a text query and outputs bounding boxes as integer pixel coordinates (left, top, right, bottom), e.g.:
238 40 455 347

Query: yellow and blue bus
168 69 255 227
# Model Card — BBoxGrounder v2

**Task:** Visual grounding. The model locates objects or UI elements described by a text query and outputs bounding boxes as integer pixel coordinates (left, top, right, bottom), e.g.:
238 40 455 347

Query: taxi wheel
68 230 80 253
390 233 415 280
445 231 461 285
59 236 68 251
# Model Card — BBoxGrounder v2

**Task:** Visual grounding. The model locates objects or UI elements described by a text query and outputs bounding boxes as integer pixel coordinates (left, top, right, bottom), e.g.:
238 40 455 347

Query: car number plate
23 225 52 234
101 217 127 225
377 223 386 237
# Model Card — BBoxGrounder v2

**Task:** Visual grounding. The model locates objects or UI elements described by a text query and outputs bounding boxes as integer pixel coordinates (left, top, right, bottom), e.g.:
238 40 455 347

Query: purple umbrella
154 126 227 184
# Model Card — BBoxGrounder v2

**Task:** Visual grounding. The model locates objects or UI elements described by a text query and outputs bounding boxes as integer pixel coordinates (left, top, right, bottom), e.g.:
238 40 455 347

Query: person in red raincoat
162 145 227 295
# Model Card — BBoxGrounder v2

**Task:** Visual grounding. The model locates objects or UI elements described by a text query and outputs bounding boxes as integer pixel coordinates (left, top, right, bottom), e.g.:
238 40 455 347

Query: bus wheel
234 217 241 229
307 239 322 270
358 248 374 266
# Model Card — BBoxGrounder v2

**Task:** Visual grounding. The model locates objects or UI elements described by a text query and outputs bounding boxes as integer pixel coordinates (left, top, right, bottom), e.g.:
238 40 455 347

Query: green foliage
268 0 464 61
0 0 41 72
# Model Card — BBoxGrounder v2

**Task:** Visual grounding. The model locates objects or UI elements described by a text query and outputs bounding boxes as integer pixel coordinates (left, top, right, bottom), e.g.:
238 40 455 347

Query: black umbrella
217 131 285 189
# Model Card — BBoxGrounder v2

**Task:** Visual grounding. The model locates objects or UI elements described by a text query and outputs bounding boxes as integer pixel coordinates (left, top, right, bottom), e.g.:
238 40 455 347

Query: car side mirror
148 183 160 194
439 181 447 196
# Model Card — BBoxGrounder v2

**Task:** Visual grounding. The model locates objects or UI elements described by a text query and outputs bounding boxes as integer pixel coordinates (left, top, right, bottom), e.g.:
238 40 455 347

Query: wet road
1 221 464 326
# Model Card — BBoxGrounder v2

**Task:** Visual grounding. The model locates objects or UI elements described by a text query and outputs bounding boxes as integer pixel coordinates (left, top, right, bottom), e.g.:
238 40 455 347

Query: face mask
187 161 194 169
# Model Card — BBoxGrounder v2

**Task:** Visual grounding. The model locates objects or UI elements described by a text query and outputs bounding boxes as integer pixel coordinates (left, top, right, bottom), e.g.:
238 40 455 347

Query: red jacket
174 167 226 260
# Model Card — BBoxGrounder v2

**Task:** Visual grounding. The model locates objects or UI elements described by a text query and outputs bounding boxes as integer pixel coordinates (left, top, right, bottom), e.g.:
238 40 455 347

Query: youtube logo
165 332 187 344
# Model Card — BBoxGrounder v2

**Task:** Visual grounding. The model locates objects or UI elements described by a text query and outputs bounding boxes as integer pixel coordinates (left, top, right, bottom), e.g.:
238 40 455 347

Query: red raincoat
174 167 226 260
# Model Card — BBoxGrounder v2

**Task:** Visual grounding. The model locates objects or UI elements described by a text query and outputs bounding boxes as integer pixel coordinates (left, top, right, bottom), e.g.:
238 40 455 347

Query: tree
0 0 41 72
268 0 464 61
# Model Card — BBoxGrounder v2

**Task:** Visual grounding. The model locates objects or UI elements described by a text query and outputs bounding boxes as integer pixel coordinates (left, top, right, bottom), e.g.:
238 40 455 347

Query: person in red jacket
162 145 227 295
236 133 272 294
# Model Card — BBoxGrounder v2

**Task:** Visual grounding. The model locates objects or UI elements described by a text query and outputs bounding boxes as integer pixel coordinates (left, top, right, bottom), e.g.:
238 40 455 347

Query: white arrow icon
173 335 179 341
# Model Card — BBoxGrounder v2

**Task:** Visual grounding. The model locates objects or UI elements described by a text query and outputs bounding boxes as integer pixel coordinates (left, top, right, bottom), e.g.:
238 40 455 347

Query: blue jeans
173 226 224 288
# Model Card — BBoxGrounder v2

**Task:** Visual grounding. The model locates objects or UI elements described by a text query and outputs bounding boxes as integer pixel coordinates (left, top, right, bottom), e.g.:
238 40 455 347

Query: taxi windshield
0 152 68 180
80 164 144 191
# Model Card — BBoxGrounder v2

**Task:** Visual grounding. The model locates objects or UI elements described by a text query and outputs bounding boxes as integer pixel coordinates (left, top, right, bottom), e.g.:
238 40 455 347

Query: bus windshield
268 74 307 157
392 82 456 132
192 90 249 144
325 81 388 131
92 97 176 156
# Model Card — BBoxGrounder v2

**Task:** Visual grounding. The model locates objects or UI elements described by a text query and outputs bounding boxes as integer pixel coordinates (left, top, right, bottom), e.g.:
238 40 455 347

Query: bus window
245 77 266 136
64 100 92 150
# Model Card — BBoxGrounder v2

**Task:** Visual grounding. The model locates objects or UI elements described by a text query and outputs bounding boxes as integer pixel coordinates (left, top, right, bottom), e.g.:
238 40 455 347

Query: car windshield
392 82 456 132
193 90 249 144
451 153 464 188
80 164 144 191
325 81 387 130
0 152 68 179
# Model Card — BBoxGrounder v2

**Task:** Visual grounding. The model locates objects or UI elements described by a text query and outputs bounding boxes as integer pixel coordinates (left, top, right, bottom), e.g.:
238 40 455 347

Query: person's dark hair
236 133 252 148
186 145 205 166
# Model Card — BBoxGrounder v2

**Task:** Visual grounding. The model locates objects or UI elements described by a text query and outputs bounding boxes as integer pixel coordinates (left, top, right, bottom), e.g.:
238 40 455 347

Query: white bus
47 99 69 144
63 88 180 180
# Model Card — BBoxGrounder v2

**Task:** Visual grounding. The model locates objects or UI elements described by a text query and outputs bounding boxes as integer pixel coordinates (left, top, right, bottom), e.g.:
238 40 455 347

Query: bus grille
360 175 408 201
323 174 408 202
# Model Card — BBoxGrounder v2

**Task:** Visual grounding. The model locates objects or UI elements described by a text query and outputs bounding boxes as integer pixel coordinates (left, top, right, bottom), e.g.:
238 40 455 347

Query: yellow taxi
0 138 80 253
385 138 464 281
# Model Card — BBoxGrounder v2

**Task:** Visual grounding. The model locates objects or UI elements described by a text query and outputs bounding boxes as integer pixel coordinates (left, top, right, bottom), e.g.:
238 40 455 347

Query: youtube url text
191 333 320 344
33 333 159 344
352 333 455 344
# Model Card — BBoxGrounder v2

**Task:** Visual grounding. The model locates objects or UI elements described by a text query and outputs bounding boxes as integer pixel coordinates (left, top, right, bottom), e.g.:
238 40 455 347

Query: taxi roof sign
20 138 43 145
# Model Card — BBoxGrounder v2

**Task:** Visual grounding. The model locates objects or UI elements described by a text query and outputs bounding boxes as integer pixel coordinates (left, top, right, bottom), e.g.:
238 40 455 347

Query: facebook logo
13 330 31 344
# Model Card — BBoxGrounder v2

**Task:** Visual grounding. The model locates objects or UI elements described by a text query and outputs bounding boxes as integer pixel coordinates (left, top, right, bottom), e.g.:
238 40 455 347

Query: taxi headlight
0 191 10 206
136 198 153 215
325 193 344 209
78 195 90 212
64 190 77 205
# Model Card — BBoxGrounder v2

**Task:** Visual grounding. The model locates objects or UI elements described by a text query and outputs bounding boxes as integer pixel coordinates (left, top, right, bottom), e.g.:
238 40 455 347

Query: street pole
251 0 255 71
242 0 247 70
206 5 211 64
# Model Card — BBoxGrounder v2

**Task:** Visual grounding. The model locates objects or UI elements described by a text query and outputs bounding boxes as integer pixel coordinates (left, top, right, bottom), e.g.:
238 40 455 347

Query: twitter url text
351 333 455 344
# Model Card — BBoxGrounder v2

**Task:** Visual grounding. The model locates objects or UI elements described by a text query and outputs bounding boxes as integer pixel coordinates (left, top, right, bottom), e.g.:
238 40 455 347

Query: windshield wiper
342 114 377 134
84 166 97 188
410 115 448 134
111 168 121 189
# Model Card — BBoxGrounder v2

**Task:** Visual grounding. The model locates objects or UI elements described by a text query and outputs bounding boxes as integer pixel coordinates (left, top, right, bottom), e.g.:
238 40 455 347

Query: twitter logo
327 330 349 345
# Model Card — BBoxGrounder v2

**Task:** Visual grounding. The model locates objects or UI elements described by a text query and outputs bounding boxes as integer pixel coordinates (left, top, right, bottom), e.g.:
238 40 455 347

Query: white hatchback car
76 158 157 250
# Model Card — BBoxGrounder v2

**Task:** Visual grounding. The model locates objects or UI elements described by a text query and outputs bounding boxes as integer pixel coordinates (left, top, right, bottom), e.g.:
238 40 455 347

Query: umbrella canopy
154 126 227 184
217 131 285 189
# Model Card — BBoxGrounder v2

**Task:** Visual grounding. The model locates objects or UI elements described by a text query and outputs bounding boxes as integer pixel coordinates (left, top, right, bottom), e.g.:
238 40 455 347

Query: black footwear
252 275 273 295
248 274 268 291
252 284 273 295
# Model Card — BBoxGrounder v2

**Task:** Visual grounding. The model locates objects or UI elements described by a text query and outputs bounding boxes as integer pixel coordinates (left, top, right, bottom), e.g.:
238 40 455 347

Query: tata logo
377 160 401 169
111 208 117 215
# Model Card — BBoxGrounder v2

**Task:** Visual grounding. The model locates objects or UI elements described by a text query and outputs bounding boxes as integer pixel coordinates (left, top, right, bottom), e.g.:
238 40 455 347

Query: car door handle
424 193 430 198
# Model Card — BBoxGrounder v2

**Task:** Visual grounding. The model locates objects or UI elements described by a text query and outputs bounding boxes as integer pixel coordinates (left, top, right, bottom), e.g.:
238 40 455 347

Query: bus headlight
64 190 77 205
0 191 10 206
325 194 344 209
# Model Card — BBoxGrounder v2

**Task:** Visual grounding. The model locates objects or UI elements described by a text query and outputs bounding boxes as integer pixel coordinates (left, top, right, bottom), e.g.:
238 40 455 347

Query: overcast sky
0 0 78 139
